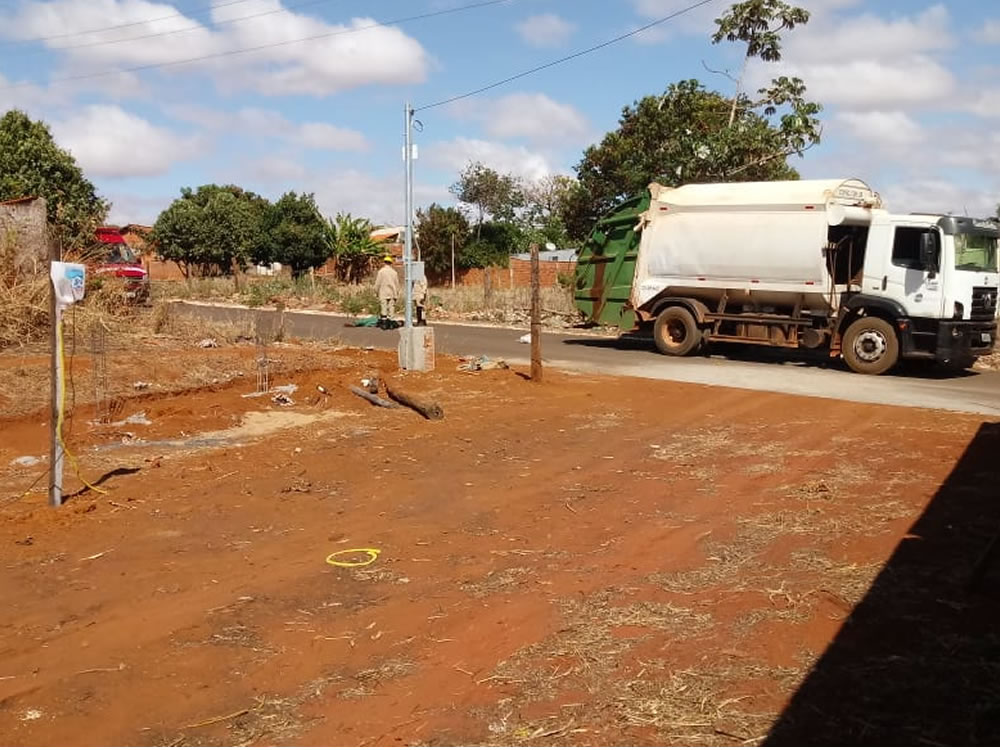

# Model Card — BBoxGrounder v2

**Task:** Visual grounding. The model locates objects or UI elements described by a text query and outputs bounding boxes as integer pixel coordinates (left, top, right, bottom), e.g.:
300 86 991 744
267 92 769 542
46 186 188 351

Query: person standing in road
413 276 428 326
374 255 400 327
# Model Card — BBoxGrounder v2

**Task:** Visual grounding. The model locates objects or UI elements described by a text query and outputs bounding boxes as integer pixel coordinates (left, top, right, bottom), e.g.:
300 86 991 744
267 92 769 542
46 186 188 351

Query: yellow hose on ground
326 548 381 568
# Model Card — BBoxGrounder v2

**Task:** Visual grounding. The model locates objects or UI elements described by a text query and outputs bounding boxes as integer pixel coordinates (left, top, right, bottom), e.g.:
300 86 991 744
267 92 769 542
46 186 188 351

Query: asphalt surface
172 301 1000 417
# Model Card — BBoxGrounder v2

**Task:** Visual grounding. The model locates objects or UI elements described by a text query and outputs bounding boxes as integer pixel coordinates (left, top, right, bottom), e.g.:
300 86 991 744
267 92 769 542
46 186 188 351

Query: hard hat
383 255 393 262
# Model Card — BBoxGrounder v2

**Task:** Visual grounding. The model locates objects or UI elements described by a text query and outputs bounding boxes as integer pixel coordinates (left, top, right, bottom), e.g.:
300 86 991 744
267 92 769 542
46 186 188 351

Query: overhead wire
0 0 513 91
416 0 718 111
5 0 265 45
40 0 342 54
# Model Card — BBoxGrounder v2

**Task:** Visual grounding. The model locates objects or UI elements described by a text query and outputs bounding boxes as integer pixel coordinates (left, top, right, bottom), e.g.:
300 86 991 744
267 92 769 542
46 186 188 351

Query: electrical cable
41 0 341 54
416 0 718 111
6 0 265 45
0 0 513 91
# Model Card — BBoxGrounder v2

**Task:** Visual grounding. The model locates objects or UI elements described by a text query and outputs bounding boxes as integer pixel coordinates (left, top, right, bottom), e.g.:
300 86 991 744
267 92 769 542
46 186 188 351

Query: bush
339 287 379 315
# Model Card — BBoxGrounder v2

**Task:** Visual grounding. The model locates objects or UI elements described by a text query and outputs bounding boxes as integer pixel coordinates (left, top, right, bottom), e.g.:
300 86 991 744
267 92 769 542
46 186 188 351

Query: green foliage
712 0 810 62
264 191 330 276
450 162 524 238
326 212 383 283
339 287 380 315
521 175 576 249
564 0 820 241
0 109 109 250
151 184 268 277
416 204 470 275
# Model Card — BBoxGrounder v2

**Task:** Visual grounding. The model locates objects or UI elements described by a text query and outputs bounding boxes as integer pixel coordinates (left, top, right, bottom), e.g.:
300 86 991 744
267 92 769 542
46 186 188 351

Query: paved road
173 301 1000 417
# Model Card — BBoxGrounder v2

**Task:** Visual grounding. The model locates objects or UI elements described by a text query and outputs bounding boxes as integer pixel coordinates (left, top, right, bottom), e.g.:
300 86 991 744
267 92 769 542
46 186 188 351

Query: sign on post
49 261 86 508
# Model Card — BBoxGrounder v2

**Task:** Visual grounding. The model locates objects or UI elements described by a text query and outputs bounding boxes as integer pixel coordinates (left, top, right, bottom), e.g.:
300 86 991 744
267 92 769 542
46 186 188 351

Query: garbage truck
574 178 999 374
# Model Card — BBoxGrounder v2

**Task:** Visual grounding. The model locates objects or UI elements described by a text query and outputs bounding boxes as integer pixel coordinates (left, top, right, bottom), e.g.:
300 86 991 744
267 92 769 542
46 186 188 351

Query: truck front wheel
653 306 701 356
843 317 899 375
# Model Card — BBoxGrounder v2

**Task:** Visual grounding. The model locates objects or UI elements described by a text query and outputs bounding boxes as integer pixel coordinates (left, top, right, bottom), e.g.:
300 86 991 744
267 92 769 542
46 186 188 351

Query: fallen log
348 385 397 409
385 382 444 421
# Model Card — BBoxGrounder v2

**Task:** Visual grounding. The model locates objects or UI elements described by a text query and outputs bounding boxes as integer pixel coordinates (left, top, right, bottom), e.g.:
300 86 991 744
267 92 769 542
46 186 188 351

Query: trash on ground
123 412 152 426
518 333 531 344
11 455 42 467
317 385 328 395
273 384 298 395
197 338 219 348
458 355 509 372
347 315 380 328
272 393 295 406
132 381 152 391
361 376 380 393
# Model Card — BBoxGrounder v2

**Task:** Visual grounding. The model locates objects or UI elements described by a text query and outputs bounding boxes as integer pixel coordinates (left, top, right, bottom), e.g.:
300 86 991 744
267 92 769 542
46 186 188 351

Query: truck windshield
103 243 137 264
954 233 998 273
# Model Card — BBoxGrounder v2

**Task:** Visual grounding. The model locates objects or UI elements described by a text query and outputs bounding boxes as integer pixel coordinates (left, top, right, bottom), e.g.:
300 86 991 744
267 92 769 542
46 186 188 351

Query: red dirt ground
0 342 995 746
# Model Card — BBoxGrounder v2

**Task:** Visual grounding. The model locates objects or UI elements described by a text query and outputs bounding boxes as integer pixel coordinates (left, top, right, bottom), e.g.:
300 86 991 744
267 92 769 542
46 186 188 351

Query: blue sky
1 0 998 226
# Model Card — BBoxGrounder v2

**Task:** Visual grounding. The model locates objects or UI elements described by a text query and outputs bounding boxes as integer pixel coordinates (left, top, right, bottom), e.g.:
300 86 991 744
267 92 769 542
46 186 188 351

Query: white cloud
167 105 369 151
3 0 430 97
882 178 999 219
105 191 172 224
423 137 554 182
515 13 575 47
449 93 589 145
835 110 926 150
51 105 202 177
976 19 1000 43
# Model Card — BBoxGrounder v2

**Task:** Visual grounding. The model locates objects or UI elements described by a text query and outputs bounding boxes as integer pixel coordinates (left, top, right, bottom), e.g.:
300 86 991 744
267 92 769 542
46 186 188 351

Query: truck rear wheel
653 306 701 357
843 317 899 375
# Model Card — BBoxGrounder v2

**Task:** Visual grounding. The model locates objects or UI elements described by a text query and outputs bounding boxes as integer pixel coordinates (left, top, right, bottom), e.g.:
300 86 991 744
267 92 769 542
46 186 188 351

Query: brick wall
428 259 576 289
1 197 54 276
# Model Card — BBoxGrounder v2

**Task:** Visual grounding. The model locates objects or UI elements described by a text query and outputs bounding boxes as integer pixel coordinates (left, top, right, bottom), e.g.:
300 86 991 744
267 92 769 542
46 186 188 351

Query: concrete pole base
398 326 435 372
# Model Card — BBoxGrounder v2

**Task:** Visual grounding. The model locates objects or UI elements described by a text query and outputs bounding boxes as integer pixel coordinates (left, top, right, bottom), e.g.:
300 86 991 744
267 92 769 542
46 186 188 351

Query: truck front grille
971 286 998 320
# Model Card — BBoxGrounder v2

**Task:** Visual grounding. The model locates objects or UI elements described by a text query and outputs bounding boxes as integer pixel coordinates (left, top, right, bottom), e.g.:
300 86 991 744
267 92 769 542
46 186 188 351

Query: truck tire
843 317 899 375
653 306 701 356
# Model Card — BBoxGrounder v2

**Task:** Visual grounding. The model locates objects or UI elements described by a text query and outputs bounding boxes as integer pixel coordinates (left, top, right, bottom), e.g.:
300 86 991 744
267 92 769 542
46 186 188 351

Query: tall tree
265 191 330 277
450 162 524 239
521 175 576 248
415 204 470 275
151 184 267 277
0 109 109 251
326 213 383 283
564 0 820 241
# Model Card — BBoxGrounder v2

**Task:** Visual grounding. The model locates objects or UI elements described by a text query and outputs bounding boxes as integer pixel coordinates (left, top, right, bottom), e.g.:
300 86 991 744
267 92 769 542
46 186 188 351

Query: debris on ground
197 338 219 348
349 385 396 409
132 381 152 391
273 384 299 395
272 393 295 406
518 333 531 344
11 455 42 467
360 375 380 394
347 316 380 328
458 355 509 372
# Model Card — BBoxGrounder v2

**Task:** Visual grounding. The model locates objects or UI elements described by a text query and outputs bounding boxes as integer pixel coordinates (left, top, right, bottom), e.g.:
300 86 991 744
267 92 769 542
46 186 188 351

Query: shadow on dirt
561 334 982 380
765 421 1000 745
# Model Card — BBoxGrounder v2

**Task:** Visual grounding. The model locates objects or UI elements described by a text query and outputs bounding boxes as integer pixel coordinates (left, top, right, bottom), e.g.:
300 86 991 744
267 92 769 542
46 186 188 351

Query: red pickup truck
93 226 149 300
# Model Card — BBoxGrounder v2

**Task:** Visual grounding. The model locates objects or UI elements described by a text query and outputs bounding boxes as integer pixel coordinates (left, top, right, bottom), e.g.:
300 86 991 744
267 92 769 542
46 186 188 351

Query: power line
416 0 718 111
0 0 512 91
43 0 339 53
4 0 260 45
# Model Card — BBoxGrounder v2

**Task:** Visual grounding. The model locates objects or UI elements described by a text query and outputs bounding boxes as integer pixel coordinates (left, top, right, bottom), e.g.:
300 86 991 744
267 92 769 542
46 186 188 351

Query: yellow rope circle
326 548 381 568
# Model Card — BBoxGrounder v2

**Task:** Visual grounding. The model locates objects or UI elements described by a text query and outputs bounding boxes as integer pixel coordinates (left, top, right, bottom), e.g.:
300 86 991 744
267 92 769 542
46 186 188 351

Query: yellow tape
326 548 381 568
56 317 107 497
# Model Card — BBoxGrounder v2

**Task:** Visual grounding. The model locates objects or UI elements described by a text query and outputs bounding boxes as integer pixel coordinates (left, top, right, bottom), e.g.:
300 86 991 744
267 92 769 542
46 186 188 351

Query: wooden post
530 243 542 383
450 233 456 289
48 243 63 507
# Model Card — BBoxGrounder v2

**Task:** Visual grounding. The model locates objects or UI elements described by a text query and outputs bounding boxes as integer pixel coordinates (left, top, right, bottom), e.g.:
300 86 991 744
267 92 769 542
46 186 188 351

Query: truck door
881 224 945 319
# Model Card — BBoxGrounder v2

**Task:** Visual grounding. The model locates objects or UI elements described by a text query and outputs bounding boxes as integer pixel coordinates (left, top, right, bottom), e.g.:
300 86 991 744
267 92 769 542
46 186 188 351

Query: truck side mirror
920 232 940 276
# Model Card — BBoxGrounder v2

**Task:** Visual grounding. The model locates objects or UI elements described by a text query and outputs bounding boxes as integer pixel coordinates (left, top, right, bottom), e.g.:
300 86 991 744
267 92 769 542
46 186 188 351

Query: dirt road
1 340 997 746
171 301 1000 417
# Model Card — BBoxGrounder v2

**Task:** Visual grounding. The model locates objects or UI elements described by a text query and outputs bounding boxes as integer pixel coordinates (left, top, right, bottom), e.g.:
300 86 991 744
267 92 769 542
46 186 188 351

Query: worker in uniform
413 275 428 326
374 255 399 328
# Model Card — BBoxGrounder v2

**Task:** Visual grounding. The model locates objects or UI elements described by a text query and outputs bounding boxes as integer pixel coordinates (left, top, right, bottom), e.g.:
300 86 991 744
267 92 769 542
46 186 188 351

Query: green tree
415 204 470 276
564 0 820 240
521 175 576 248
326 212 382 283
264 191 330 277
0 109 109 251
450 162 524 239
151 184 267 277
463 221 524 268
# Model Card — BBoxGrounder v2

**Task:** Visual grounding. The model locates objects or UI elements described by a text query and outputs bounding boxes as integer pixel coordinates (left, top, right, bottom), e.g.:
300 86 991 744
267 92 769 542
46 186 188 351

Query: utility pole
451 232 456 289
48 243 63 507
530 242 542 382
403 101 414 329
